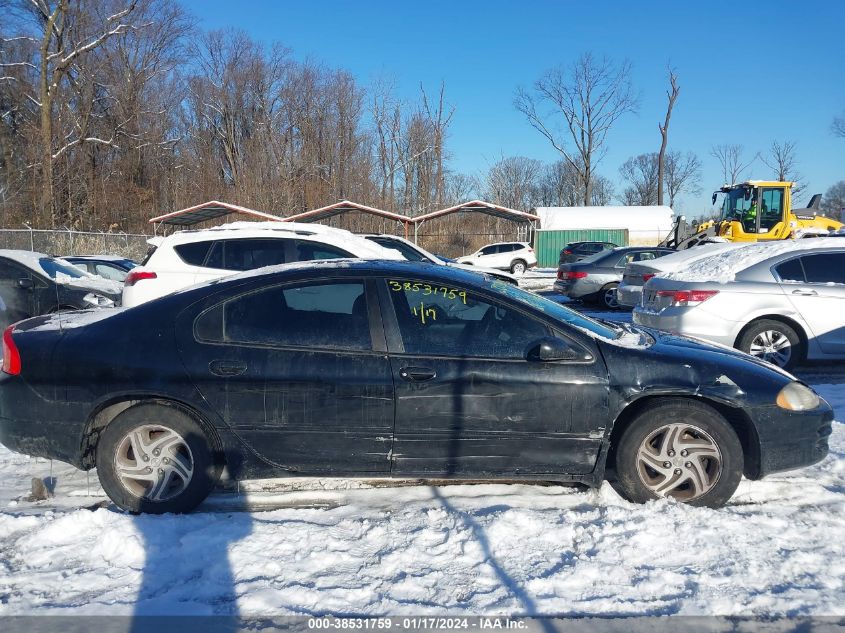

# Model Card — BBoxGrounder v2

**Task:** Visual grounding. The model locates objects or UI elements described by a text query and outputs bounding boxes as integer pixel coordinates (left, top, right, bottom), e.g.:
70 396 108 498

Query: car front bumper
749 401 833 479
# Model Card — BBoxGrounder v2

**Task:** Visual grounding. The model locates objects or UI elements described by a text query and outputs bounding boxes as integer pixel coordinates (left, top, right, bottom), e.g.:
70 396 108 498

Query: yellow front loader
660 180 843 249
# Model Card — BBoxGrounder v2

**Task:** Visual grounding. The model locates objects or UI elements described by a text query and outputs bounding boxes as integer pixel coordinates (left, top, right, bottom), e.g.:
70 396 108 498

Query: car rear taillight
642 273 655 282
563 249 572 255
563 271 588 280
2 325 21 375
656 289 719 307
124 270 157 287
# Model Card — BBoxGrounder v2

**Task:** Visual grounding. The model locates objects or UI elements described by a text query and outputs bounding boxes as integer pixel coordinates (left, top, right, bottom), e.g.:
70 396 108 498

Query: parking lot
1 302 842 617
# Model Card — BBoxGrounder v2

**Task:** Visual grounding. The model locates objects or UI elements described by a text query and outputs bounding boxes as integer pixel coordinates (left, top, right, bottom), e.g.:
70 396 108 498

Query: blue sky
184 0 845 213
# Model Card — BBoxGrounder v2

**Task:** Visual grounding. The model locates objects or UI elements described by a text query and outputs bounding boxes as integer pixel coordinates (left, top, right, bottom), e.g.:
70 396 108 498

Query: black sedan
0 260 832 513
0 249 122 329
62 255 138 282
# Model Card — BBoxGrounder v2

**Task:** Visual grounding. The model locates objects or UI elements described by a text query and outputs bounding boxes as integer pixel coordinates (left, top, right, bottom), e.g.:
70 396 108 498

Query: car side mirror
527 337 587 362
17 278 33 290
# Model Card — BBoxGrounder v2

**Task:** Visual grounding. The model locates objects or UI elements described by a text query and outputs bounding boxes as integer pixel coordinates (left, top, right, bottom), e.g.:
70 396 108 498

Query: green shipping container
534 229 629 268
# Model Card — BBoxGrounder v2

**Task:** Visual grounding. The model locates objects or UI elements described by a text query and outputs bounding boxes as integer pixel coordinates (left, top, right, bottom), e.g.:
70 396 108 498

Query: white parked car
122 222 402 307
362 234 517 284
633 238 845 369
456 241 537 274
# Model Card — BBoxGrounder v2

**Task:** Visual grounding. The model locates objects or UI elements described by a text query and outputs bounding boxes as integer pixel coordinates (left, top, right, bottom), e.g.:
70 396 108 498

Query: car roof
161 221 355 244
63 255 133 262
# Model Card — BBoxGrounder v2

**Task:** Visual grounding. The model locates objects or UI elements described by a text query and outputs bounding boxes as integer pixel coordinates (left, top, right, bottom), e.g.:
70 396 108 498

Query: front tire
737 319 803 369
96 403 219 514
613 399 743 508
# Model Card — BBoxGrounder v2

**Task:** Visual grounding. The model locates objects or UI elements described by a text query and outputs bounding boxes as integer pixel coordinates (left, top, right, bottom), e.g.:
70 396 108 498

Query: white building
533 205 675 246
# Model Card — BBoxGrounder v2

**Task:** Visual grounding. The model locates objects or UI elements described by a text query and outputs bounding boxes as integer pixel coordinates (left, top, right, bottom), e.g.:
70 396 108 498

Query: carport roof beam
149 201 285 227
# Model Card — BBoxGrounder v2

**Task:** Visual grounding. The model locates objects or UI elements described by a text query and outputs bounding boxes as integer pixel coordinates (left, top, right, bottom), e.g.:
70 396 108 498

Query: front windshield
37 257 87 280
719 187 755 221
488 279 621 340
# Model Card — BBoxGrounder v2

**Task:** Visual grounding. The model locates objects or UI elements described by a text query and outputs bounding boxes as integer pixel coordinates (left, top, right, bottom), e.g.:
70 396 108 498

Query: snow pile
664 238 845 283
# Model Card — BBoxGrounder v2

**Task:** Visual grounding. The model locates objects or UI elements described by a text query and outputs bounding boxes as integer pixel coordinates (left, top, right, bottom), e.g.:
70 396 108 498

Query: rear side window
224 239 289 271
196 281 371 350
800 254 845 284
174 241 214 266
386 278 549 359
775 258 805 282
293 240 351 262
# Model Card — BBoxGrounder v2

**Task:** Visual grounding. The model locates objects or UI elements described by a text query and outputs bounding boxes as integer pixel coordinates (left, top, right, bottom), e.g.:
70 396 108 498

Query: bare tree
657 66 679 206
711 144 756 185
820 181 845 220
619 153 659 206
761 140 804 196
664 150 702 209
515 52 638 206
484 156 542 210
1 0 142 224
833 113 845 138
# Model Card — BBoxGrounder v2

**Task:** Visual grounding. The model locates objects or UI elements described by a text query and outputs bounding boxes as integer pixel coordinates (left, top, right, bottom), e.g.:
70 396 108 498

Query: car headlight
83 293 115 308
776 382 820 411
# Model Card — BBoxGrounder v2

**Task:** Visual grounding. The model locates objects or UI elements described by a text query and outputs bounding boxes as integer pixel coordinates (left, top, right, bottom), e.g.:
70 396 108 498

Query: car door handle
791 289 818 296
208 360 247 377
399 367 436 382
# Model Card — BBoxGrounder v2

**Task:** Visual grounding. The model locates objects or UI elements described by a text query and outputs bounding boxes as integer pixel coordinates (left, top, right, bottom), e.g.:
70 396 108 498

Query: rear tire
510 259 527 274
613 399 743 508
600 283 620 310
737 319 803 370
96 403 219 514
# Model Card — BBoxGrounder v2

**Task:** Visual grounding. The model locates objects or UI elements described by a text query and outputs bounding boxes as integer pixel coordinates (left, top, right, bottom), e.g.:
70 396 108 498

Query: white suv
456 241 537 274
122 221 402 307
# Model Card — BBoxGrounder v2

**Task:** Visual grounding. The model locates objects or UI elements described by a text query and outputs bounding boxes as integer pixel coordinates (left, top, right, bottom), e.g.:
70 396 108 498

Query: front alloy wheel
635 423 722 502
613 398 743 508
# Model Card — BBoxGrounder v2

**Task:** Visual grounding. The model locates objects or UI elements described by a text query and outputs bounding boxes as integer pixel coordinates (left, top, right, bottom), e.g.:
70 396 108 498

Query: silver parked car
554 246 674 309
617 243 745 308
633 239 845 369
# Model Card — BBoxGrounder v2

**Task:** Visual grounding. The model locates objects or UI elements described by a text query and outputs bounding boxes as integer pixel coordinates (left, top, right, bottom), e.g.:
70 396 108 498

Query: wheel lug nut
685 462 692 468
146 467 152 473
667 451 675 457
163 458 170 464
142 455 149 462
663 461 671 468
153 450 160 456
158 468 164 474
680 450 688 457
674 469 682 475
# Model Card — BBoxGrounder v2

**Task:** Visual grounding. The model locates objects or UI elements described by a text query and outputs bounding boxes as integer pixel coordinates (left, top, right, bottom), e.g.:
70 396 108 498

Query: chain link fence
0 228 151 261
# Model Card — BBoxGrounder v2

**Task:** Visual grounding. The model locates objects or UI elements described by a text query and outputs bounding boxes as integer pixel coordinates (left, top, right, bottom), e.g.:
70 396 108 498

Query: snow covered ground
0 309 844 617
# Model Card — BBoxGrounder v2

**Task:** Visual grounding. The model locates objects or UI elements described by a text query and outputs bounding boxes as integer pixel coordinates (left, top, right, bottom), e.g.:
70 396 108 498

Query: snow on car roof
635 242 749 273
664 238 845 283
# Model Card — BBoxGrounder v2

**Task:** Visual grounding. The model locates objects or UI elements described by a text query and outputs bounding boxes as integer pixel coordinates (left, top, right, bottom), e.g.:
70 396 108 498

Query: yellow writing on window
412 302 437 324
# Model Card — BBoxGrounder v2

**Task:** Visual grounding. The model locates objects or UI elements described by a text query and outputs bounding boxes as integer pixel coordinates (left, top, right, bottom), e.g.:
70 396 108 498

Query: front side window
387 279 549 359
479 245 498 256
197 280 371 350
799 254 845 285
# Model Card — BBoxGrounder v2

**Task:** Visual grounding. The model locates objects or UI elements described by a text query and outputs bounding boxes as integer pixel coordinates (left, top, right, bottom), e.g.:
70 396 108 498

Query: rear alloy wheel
96 403 219 513
511 259 527 275
613 399 743 508
738 319 802 370
601 283 620 310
